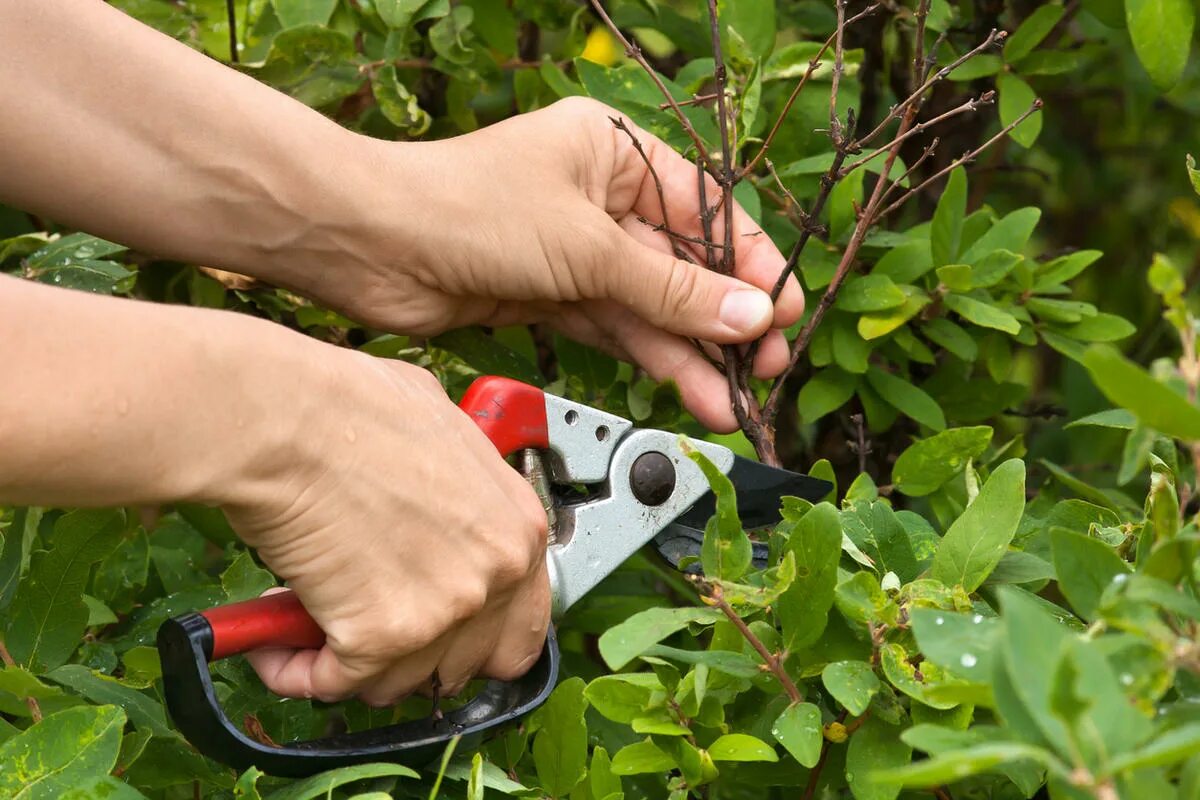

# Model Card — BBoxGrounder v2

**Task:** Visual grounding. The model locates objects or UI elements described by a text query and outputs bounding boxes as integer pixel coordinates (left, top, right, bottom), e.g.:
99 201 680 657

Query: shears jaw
544 429 734 618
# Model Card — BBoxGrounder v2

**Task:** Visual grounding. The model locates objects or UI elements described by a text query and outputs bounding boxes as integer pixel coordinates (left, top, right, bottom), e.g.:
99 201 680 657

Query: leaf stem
704 585 802 704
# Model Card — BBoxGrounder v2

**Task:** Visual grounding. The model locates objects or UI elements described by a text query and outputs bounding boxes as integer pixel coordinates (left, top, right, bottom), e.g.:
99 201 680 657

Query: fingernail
719 289 773 333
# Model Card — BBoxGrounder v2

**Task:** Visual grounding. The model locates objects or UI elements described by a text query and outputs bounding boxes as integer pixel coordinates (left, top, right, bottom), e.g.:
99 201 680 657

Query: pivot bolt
630 452 675 506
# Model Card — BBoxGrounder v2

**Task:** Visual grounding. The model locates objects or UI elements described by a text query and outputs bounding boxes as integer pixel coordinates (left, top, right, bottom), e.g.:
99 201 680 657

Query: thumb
603 235 776 343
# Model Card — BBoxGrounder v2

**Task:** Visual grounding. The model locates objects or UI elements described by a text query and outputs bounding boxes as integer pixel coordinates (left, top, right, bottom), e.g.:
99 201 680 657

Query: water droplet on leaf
960 653 977 668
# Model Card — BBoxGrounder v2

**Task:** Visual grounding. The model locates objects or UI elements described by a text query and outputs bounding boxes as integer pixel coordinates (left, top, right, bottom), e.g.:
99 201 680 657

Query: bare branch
740 3 879 178
876 100 1042 219
704 584 803 704
829 0 849 144
588 0 718 174
839 91 994 178
855 29 1006 148
911 0 931 90
661 91 721 109
610 116 691 260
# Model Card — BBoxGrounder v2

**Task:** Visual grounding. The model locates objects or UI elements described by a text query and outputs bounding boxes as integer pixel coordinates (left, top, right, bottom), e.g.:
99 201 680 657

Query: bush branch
703 584 802 704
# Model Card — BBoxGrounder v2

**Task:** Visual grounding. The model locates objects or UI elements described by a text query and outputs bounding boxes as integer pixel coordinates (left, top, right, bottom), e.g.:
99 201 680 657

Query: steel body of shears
157 376 831 777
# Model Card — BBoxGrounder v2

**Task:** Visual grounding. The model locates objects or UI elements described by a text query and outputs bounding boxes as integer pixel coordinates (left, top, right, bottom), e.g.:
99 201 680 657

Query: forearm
0 0 394 297
0 274 309 509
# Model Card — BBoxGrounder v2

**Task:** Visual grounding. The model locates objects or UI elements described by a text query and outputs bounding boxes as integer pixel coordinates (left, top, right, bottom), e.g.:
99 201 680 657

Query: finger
480 565 552 682
581 300 740 432
595 215 775 344
606 117 806 326
355 643 446 708
752 329 791 379
246 646 322 698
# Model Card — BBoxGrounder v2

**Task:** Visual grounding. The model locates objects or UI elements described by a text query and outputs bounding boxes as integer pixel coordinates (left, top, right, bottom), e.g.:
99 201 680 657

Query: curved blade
653 456 832 572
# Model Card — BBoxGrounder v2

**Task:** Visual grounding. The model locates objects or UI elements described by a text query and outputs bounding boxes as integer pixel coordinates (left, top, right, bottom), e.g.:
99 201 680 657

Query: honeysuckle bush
2 0 1200 798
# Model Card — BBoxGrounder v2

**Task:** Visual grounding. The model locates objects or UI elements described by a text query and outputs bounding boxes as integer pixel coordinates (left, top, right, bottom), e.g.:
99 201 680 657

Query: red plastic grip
204 591 325 660
457 376 550 457
201 376 549 661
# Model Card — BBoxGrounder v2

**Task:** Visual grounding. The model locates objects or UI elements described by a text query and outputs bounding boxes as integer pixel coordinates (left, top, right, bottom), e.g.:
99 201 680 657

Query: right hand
221 337 550 705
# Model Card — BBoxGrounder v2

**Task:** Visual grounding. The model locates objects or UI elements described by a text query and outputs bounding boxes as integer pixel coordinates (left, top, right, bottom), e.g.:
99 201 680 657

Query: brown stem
611 116 692 261
876 100 1042 219
854 29 1006 147
225 0 238 64
739 4 879 179
0 637 41 722
661 92 721 109
587 0 718 175
839 91 994 178
706 587 802 703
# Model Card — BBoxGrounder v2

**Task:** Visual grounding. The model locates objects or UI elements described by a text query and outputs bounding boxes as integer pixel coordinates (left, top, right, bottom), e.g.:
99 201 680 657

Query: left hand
319 97 806 432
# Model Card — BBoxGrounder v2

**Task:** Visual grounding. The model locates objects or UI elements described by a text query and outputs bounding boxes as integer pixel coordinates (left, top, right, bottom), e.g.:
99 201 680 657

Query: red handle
201 375 549 661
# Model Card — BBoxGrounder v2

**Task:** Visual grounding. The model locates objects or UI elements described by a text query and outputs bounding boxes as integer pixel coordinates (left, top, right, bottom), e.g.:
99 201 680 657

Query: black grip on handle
157 613 559 777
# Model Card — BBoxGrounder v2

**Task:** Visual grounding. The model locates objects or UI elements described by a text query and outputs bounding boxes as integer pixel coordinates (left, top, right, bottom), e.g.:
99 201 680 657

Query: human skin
0 1 805 703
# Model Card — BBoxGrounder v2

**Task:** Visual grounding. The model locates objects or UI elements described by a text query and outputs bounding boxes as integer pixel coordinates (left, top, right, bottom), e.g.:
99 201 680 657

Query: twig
911 0 931 89
854 29 1006 147
0 637 41 722
740 4 880 179
829 0 849 144
838 91 994 178
611 116 691 260
704 0 736 278
637 217 724 251
588 0 718 174
876 100 1042 219
765 159 804 215
225 0 238 64
704 586 802 704
661 92 720 109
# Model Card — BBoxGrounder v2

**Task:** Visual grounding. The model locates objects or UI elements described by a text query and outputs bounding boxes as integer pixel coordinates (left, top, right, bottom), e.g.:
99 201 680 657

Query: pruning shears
157 376 831 777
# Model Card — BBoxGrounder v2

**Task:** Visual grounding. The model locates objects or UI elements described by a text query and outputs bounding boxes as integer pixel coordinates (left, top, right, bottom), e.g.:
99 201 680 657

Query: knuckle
449 580 488 622
487 645 543 682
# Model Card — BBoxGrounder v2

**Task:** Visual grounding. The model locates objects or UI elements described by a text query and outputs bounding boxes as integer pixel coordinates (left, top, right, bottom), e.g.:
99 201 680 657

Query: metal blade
672 455 832 532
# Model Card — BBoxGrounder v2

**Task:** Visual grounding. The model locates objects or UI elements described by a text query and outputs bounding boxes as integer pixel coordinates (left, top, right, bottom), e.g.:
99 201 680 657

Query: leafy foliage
2 0 1200 797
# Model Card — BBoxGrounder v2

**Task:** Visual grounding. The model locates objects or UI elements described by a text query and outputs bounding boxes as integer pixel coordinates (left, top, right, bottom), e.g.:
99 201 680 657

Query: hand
226 339 549 704
317 98 806 432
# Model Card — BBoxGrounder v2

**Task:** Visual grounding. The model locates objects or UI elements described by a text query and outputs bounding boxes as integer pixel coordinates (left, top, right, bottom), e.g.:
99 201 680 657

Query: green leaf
687 447 752 581
1056 313 1136 342
943 294 1021 335
433 328 543 385
719 0 776 59
1049 529 1130 621
922 318 978 361
911 608 999 681
1065 408 1136 430
584 674 660 724
707 733 778 762
949 54 1002 80
1034 250 1103 291
1108 722 1200 772
0 507 41 612
272 0 338 27
5 510 125 671
874 240 934 284
996 73 1041 148
865 368 946 430
873 742 1056 786
375 0 445 30
846 717 912 800
822 661 881 716
589 746 622 799
1189 155 1200 197
531 677 588 796
936 264 973 292
234 767 264 799
611 739 675 774
797 367 857 423
263 764 419 800
598 606 720 669
971 250 1023 287
554 334 617 394
858 287 931 340
60 776 149 799
931 459 1026 591
960 208 1040 265
778 503 842 650
1126 0 1195 89
836 274 907 312
892 427 992 496
45 665 171 736
255 26 361 108
1004 5 1066 63
771 703 822 767
221 551 277 603
931 168 967 266
1083 344 1200 440
0 705 126 799
372 66 432 136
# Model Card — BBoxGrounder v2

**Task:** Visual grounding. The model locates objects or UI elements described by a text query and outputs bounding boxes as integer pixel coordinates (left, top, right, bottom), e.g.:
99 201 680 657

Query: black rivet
630 452 675 506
